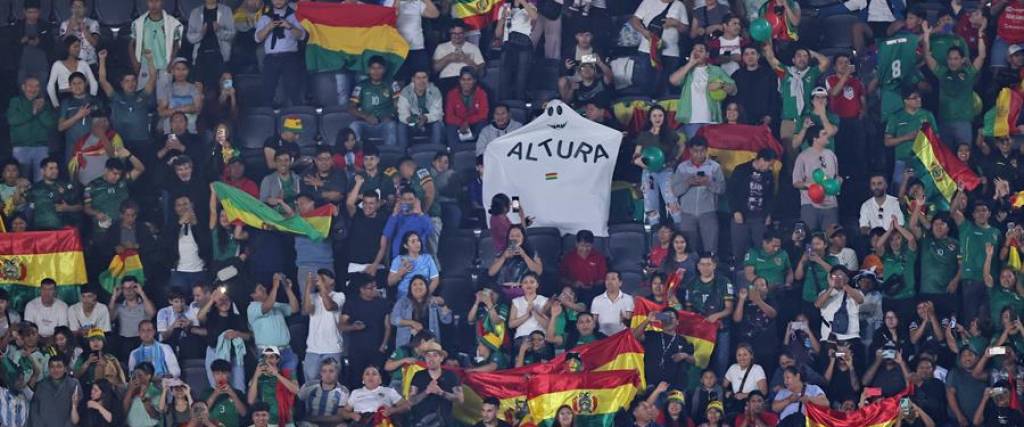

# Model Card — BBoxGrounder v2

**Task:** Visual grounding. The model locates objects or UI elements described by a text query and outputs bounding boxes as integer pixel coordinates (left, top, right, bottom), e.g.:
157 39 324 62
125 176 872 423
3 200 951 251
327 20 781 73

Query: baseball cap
85 328 106 341
261 346 281 357
1010 44 1024 56
811 86 828 97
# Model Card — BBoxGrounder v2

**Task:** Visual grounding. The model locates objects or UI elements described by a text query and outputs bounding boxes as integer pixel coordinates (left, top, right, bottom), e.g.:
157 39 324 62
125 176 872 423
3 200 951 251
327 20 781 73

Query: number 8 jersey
877 34 921 120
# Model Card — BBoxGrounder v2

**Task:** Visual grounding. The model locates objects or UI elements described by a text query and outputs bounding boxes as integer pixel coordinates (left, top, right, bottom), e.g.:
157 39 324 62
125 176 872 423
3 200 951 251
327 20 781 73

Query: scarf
137 343 169 376
788 66 810 116
274 368 296 423
68 129 124 177
215 331 247 362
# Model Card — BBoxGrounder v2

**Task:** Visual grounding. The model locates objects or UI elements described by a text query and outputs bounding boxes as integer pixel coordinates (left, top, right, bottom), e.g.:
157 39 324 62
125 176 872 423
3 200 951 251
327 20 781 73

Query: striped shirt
0 387 30 427
298 382 349 418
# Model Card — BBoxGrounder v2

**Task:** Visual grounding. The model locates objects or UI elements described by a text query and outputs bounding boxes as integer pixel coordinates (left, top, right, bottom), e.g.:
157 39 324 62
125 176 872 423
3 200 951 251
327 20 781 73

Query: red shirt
733 411 780 426
999 0 1024 44
444 86 490 127
224 176 259 198
826 74 865 119
559 249 608 288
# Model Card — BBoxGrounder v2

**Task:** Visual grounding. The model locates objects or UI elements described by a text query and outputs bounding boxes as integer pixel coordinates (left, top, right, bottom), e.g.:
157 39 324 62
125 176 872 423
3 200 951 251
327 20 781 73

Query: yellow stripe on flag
301 24 410 60
911 131 957 201
5 251 86 286
995 88 1012 138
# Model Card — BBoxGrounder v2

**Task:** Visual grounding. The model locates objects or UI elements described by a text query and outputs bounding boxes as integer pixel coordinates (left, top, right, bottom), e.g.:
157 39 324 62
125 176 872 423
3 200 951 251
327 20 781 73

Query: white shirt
858 195 904 231
818 288 860 341
828 247 859 271
68 302 111 333
307 291 346 354
634 0 688 57
591 291 634 336
689 66 712 123
23 297 69 337
156 306 199 333
432 41 485 79
347 386 403 413
511 295 549 339
176 227 205 272
45 60 99 107
716 35 742 75
59 18 101 64
724 363 767 394
397 0 427 50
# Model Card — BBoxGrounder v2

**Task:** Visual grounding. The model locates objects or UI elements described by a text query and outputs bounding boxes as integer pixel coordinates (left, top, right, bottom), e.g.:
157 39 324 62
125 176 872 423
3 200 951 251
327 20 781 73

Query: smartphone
899 397 912 415
697 171 706 177
990 346 1007 356
949 316 957 329
400 203 411 214
1008 222 1016 231
581 53 597 64
865 387 882 398
511 196 521 213
654 312 673 323
835 352 846 358
882 349 897 359
222 79 233 90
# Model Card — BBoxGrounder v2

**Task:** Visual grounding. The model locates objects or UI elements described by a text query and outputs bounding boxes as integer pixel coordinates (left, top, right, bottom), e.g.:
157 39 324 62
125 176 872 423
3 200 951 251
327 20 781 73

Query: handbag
830 292 850 335
537 0 562 20
724 366 753 414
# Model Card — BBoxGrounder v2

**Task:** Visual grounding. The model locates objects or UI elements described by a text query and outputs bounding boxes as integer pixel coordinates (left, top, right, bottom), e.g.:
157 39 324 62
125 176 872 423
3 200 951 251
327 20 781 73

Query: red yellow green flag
524 370 641 427
452 0 503 30
690 124 784 178
212 182 328 240
908 123 980 206
805 396 900 427
629 297 718 368
296 2 409 77
300 204 333 239
983 86 1024 138
0 229 87 310
97 249 145 293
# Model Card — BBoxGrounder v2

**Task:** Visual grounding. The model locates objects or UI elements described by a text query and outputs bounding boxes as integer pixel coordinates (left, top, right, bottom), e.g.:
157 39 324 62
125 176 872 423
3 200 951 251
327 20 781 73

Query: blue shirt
295 236 333 266
382 213 434 259
247 302 292 347
388 254 439 298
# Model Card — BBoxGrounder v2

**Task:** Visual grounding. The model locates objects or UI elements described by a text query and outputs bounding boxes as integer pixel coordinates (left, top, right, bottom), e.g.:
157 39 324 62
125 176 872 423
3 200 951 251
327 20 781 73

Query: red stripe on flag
0 228 84 255
688 124 784 158
526 370 640 395
295 3 397 27
920 124 980 192
676 310 718 342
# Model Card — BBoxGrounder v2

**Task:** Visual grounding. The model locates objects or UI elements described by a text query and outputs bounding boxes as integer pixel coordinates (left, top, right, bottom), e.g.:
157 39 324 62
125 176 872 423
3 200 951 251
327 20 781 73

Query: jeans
335 72 353 108
634 53 682 98
941 120 973 149
169 270 207 295
992 36 1010 68
730 213 767 263
205 346 245 391
428 216 443 258
297 263 333 300
529 15 561 59
712 328 730 377
13 146 49 182
500 44 532 101
350 120 398 146
678 212 718 254
262 52 305 107
302 352 343 384
892 159 907 188
961 279 987 324
445 123 485 146
642 168 680 225
397 121 444 146
441 202 462 231
799 205 838 233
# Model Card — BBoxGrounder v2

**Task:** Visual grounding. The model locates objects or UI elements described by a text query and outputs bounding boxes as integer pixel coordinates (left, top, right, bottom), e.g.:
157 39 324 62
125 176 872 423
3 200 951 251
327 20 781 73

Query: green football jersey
878 35 920 89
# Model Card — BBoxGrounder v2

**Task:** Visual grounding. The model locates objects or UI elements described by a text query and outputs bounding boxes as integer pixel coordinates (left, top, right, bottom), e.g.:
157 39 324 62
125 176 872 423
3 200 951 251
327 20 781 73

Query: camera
881 349 897 360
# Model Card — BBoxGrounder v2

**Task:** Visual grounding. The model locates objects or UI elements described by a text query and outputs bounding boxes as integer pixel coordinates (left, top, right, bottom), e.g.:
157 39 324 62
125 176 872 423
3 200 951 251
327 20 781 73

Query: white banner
483 100 622 237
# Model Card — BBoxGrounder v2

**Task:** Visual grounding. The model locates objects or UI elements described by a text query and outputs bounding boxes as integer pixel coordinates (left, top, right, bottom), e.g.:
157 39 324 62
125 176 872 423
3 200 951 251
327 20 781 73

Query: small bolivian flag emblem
545 172 558 181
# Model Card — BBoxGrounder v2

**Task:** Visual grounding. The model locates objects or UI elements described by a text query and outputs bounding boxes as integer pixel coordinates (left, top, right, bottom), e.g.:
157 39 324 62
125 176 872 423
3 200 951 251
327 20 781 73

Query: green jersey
801 255 838 303
929 33 969 66
27 180 79 230
919 236 959 295
885 108 937 160
781 66 822 120
409 167 440 218
989 286 1024 331
199 388 244 427
794 111 841 151
256 371 296 425
84 177 130 226
935 64 979 123
685 275 734 318
743 247 792 288
959 221 1001 282
350 79 400 120
882 247 918 300
878 35 921 120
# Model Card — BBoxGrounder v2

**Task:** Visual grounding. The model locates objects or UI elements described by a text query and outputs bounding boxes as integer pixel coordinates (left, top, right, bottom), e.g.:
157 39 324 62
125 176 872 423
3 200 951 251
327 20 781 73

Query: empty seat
410 151 435 170
609 222 646 234
608 230 646 273
95 0 133 26
278 106 318 149
527 233 562 270
439 275 476 320
377 145 404 170
821 14 857 49
620 271 646 296
528 58 560 92
54 0 93 22
508 106 528 124
439 229 478 277
451 149 477 175
310 72 341 108
237 111 275 150
528 226 561 237
408 142 447 156
182 358 209 396
478 234 497 269
320 111 356 147
233 74 264 111
176 0 202 19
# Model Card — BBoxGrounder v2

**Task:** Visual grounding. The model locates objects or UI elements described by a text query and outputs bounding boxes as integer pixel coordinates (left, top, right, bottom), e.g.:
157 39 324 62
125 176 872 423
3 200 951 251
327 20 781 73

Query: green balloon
812 168 826 184
750 18 772 42
641 146 666 171
823 178 841 196
709 89 727 102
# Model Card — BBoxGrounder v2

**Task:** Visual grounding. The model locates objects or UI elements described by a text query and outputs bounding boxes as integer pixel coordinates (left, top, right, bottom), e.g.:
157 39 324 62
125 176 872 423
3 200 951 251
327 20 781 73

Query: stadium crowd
1 0 1024 425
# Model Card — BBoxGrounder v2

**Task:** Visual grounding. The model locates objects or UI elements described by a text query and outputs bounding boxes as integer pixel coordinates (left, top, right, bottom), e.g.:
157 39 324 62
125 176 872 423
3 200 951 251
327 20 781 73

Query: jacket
476 120 523 155
186 4 237 61
159 222 212 271
397 82 443 124
390 298 452 348
7 96 56 147
727 160 775 217
444 86 489 127
259 172 301 204
671 159 726 216
29 376 79 427
675 64 734 124
131 11 183 63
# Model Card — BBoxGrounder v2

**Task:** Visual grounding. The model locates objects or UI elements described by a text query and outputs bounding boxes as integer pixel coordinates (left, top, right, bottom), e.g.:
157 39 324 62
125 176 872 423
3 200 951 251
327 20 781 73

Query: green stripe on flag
304 44 407 77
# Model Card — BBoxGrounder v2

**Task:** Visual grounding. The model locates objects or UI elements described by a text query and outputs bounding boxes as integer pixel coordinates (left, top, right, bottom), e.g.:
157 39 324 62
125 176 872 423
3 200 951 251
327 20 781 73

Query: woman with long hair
660 232 697 294
0 290 22 348
47 35 98 107
387 232 440 298
723 102 744 125
50 326 83 363
633 105 682 225
488 224 543 299
487 193 526 252
57 71 100 151
391 275 452 348
868 310 914 358
160 380 194 427
509 272 550 344
553 404 576 427
71 379 119 427
333 129 364 179
210 209 248 267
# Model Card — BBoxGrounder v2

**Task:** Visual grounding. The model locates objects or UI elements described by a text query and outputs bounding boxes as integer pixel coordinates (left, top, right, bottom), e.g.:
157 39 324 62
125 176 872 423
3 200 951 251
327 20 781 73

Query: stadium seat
479 65 500 95
377 145 404 171
309 72 341 108
277 106 319 150
507 106 529 124
530 90 558 110
477 234 497 269
528 226 561 238
182 359 209 397
176 0 202 20
238 111 276 150
439 229 478 278
608 230 646 273
528 58 560 92
95 0 134 26
319 111 356 147
10 0 22 21
439 275 476 321
821 14 858 49
53 0 93 22
410 150 435 170
608 223 646 234
408 143 446 169
527 233 562 269
620 271 646 296
451 149 477 176
234 74 264 111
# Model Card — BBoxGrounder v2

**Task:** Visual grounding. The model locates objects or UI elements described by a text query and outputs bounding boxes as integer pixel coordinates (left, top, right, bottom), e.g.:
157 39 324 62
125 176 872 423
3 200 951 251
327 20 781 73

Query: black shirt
202 310 247 349
200 7 219 51
263 136 301 160
342 296 389 350
827 365 858 404
910 378 947 425
643 331 694 390
472 421 512 427
983 404 1024 426
869 363 907 397
348 210 388 264
409 369 461 423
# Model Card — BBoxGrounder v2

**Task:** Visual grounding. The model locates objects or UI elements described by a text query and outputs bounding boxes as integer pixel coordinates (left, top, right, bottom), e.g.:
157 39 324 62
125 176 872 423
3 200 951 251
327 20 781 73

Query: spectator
245 346 299 426
945 346 986 427
509 272 550 341
826 53 868 173
395 0 440 82
407 341 463 424
332 129 363 176
67 285 111 336
859 174 904 234
130 0 183 89
392 275 451 349
301 270 345 384
14 0 53 87
297 358 350 426
907 356 947 425
733 390 777 427
634 105 682 226
793 125 840 232
157 117 207 179
201 72 239 131
387 231 440 298
432 22 485 93
476 104 524 156
733 277 780 364
382 186 434 261
815 266 863 342
186 0 237 88
772 366 829 423
348 56 400 147
672 137 725 254
261 116 302 171
161 195 211 294
661 232 697 289
631 0 687 97
863 345 911 397
0 290 23 342
690 370 724 423
122 361 162 427
559 230 609 304
157 58 204 133
98 50 157 156
29 357 78 427
792 87 840 152
157 379 193 426
732 47 779 126
444 67 489 146
874 218 918 322
729 149 778 260
543 286 588 349
496 0 538 101
197 286 249 392
7 77 56 182
55 72 98 152
155 289 201 357
84 158 144 238
344 183 389 279
983 243 1024 331
47 37 98 108
291 194 335 291
762 43 830 152
884 88 937 185
634 308 695 390
489 224 544 298
648 224 675 268
687 253 734 374
973 380 1024 426
345 366 409 422
487 193 524 253
397 70 444 147
128 320 181 378
23 279 69 338
562 57 614 109
247 274 299 373
474 396 513 427
515 330 555 367
70 378 119 427
706 15 747 75
254 0 305 107
743 231 792 293
591 271 634 336
669 43 736 138
339 275 391 388
200 359 248 427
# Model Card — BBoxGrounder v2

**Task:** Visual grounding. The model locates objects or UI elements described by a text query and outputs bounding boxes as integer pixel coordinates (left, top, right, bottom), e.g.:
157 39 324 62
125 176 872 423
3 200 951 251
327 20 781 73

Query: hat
811 86 828 97
261 346 281 357
282 116 304 133
165 378 185 388
85 328 106 341
666 390 686 404
853 269 880 286
1010 45 1024 56
420 341 448 358
706 400 724 414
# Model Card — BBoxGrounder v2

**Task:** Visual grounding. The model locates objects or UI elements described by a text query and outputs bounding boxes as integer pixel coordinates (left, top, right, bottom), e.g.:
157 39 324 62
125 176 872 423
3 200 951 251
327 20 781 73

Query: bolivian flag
524 370 640 427
477 312 507 351
629 297 718 369
0 229 87 310
301 204 333 239
98 250 145 293
983 86 1024 138
296 2 409 77
212 182 328 241
690 124 784 178
908 124 980 206
453 0 503 30
806 396 900 427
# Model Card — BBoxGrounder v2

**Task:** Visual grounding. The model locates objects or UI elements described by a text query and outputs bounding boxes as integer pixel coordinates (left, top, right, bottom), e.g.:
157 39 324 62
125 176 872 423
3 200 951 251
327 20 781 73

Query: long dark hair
554 404 577 427
398 231 422 256
645 105 674 145
505 224 535 256
407 275 430 321
489 193 511 216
